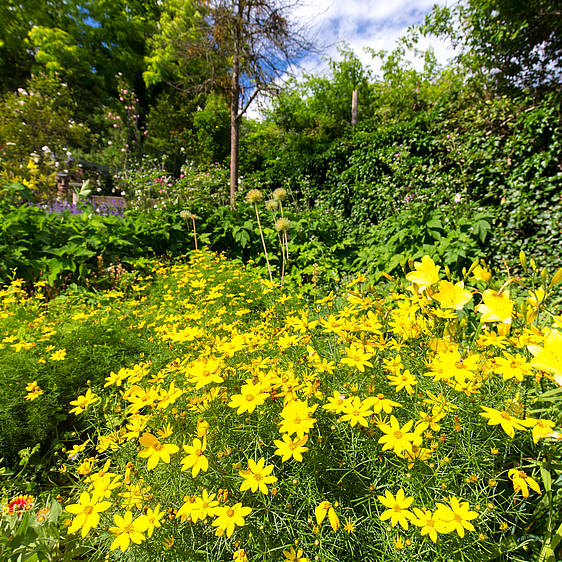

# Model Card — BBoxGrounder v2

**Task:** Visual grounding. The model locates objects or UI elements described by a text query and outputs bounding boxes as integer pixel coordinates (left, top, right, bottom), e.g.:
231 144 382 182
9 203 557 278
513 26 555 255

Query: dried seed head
275 217 290 233
246 189 263 204
265 199 278 212
272 187 287 201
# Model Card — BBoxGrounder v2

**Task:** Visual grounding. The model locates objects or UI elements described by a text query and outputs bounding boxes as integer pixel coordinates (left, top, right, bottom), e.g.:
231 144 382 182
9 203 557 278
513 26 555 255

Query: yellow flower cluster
6 250 558 559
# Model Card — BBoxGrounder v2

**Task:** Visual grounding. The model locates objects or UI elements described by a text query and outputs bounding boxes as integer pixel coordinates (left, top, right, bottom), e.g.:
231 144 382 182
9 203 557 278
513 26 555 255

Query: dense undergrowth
1 250 560 561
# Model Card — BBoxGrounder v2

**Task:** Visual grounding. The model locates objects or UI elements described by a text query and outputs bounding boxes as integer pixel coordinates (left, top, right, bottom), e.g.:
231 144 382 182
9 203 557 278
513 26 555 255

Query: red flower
7 495 34 515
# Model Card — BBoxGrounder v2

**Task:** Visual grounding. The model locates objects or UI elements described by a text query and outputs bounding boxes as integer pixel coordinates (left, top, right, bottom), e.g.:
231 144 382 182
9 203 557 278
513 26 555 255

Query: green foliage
0 74 90 164
0 497 73 561
0 282 159 472
0 0 77 93
0 197 192 287
422 0 562 92
354 203 492 281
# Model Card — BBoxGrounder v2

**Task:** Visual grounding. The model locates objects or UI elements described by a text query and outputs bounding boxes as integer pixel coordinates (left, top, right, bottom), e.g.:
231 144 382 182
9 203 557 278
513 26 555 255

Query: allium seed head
246 189 263 204
265 199 278 212
275 217 290 233
272 187 287 201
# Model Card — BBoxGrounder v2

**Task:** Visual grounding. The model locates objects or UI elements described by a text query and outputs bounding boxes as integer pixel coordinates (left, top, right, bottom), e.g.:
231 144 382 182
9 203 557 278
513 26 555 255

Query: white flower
454 193 462 203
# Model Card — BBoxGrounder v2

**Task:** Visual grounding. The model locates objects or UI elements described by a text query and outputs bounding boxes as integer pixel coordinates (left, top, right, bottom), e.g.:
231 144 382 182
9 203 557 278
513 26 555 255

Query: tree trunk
229 74 239 207
351 89 358 125
229 1 242 207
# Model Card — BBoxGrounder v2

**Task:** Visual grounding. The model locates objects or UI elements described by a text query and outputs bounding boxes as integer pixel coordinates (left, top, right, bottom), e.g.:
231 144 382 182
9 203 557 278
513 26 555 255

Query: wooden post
351 89 358 125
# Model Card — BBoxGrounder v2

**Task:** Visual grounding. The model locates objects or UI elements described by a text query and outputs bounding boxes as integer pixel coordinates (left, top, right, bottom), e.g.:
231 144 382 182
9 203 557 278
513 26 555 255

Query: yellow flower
434 497 478 538
212 503 252 537
378 415 421 455
176 496 197 523
343 517 356 534
118 481 151 510
471 264 491 282
145 505 165 537
432 280 472 310
192 489 219 522
25 380 44 401
340 342 374 372
76 457 95 476
180 437 208 477
195 418 210 438
49 348 67 361
394 535 405 550
137 433 179 470
273 434 309 462
377 488 414 530
109 511 148 552
67 440 90 460
339 396 373 427
69 389 99 415
405 255 440 292
410 508 448 542
25 381 40 392
65 492 112 538
188 356 224 390
278 400 317 438
283 546 309 561
387 369 418 394
363 393 401 414
494 352 533 382
528 329 562 378
239 458 277 495
234 548 250 562
508 469 541 498
228 382 269 414
322 391 348 414
479 406 527 438
525 418 557 443
476 289 514 324
162 535 174 548
315 500 339 532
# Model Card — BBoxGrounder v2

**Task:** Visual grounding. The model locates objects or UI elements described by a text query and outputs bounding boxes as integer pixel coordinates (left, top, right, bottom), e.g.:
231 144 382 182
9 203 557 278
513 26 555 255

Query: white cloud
295 0 456 74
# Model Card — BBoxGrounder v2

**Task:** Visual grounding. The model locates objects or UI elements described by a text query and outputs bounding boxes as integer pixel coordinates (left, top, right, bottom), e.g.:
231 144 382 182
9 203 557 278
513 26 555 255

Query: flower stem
254 204 273 282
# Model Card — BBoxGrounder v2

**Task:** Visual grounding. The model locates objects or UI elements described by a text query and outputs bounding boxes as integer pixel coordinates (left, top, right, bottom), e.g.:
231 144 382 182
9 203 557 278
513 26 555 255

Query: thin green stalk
191 217 198 250
254 203 273 282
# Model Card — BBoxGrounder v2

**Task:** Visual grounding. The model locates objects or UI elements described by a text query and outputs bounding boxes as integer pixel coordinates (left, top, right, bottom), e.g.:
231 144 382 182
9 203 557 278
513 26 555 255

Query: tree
422 0 562 94
27 0 160 113
0 0 76 93
145 0 314 205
